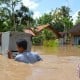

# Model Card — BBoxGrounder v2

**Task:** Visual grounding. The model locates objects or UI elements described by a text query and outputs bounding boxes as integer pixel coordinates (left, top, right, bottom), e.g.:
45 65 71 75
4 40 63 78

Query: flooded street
27 55 80 80
0 46 80 80
25 45 80 80
32 45 80 56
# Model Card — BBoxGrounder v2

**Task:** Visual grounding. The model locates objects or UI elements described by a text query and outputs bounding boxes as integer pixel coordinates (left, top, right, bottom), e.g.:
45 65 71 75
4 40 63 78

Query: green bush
32 35 44 45
43 39 59 47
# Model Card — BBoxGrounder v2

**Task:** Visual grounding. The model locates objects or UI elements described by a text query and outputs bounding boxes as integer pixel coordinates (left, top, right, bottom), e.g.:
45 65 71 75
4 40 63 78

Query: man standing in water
8 39 42 64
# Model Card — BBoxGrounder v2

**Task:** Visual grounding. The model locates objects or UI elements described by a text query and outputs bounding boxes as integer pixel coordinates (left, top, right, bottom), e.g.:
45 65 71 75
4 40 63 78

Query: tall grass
43 39 59 47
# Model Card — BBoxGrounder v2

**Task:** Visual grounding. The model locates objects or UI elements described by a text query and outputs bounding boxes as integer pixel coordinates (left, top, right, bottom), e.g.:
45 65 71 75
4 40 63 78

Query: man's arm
7 51 14 59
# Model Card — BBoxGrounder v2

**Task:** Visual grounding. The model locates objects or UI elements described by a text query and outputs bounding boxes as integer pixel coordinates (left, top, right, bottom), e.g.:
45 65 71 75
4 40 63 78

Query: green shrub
32 35 44 45
43 39 59 47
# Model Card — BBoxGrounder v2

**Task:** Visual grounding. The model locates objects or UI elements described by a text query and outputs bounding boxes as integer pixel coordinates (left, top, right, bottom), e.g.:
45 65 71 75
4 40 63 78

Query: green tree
0 0 34 31
0 0 21 30
52 6 73 32
0 0 21 31
0 7 12 31
38 12 53 25
33 12 56 44
14 5 34 31
33 6 73 45
37 12 54 38
75 11 80 24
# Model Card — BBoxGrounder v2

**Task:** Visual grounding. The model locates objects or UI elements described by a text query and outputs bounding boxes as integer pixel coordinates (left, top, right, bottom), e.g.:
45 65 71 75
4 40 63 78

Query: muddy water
27 46 80 80
32 45 80 56
0 46 80 80
1 55 80 80
27 55 80 80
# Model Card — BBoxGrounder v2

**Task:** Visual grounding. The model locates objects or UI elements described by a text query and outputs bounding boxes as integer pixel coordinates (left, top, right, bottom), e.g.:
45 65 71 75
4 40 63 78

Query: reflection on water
32 45 80 56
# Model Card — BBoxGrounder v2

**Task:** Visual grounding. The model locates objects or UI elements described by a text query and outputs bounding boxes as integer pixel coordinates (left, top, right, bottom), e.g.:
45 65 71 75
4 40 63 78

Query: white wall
1 32 32 57
9 32 32 52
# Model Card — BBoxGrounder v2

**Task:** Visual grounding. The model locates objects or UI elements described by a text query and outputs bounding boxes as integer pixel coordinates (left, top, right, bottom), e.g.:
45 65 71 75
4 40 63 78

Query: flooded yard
25 46 80 80
32 45 80 56
0 45 80 80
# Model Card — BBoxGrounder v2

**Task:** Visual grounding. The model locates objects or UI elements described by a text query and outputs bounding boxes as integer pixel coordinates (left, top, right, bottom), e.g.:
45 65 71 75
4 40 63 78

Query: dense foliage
0 0 34 31
0 2 80 46
33 6 73 46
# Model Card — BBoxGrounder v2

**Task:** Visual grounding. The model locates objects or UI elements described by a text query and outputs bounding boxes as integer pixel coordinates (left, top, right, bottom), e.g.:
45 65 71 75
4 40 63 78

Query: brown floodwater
32 45 80 56
0 45 80 80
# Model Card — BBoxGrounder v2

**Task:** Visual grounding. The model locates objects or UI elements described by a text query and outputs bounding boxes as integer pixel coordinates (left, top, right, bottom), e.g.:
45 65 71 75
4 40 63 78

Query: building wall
1 32 10 57
73 36 80 45
59 38 64 45
1 32 32 57
9 32 32 52
59 37 67 45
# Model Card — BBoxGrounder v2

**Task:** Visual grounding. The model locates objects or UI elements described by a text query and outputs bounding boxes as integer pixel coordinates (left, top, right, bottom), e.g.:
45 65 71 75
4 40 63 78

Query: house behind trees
70 23 80 45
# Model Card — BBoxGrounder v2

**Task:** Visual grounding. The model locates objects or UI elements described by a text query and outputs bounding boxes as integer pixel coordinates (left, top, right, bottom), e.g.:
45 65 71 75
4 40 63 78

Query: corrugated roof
35 24 49 32
24 24 62 38
35 24 61 38
69 23 80 36
70 23 80 33
23 29 35 36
